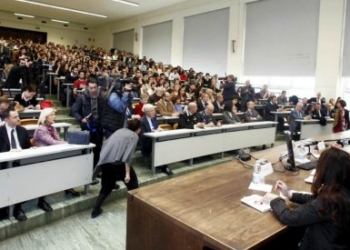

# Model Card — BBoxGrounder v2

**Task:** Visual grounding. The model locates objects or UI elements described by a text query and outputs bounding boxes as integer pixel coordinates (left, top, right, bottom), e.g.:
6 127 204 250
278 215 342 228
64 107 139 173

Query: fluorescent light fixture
51 19 69 24
14 13 35 18
112 0 139 7
15 0 107 18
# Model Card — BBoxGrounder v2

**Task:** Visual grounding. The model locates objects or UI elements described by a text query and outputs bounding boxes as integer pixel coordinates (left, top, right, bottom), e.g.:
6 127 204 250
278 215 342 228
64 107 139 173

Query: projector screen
113 29 134 53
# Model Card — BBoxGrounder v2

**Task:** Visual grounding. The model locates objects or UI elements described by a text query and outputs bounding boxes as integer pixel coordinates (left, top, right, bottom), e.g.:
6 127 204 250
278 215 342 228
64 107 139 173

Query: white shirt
146 116 156 132
168 72 180 81
5 124 22 150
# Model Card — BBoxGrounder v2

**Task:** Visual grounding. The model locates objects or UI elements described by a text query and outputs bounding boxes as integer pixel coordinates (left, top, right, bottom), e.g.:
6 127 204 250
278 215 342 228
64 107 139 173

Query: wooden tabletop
128 131 350 249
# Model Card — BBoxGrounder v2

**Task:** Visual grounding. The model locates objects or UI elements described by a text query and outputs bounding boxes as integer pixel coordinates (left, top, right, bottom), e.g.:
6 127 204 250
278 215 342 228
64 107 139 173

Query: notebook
241 194 271 213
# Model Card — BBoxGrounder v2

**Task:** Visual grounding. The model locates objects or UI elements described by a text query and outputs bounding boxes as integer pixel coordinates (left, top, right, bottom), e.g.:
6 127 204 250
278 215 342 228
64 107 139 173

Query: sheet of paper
248 182 273 193
295 158 310 164
317 141 326 151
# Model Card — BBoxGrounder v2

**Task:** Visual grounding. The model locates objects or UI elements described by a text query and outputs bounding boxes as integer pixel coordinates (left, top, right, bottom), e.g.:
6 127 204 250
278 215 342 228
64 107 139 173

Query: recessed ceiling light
14 13 35 18
112 0 139 7
15 0 107 18
51 19 69 24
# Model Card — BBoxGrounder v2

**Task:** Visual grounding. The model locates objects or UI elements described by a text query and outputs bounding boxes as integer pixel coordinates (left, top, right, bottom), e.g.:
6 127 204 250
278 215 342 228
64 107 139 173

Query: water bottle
252 162 261 184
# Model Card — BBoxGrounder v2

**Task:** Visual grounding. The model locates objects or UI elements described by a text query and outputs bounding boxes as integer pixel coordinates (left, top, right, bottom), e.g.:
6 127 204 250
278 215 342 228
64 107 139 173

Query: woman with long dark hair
333 99 349 133
265 147 350 249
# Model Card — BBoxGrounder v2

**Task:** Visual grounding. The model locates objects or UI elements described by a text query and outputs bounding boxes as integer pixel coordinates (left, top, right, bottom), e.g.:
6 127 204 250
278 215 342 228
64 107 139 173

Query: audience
213 93 224 113
277 90 288 105
289 102 310 134
197 93 209 112
0 97 10 125
156 91 179 117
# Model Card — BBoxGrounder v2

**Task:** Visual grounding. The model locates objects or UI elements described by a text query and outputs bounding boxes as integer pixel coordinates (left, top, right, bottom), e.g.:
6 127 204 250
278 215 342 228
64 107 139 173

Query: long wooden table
126 131 350 250
144 121 277 174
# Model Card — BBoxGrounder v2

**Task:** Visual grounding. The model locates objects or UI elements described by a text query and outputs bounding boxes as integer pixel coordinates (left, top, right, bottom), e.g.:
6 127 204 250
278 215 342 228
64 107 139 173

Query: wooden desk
0 144 95 217
126 143 310 250
296 119 334 139
18 109 41 119
144 122 277 174
127 131 350 249
23 122 71 139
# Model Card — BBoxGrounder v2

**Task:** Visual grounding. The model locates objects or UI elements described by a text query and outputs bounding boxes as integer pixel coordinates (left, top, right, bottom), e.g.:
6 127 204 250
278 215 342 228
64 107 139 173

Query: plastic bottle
252 162 261 184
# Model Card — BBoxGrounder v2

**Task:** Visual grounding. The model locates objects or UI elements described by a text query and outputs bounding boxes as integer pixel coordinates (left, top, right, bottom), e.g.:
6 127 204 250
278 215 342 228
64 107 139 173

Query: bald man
178 102 204 129
197 103 221 127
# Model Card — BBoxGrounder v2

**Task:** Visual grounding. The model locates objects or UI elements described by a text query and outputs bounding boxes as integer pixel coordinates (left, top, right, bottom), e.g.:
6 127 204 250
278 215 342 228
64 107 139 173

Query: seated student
244 101 263 122
197 103 221 127
232 96 241 112
277 90 288 105
172 95 183 113
148 87 164 104
134 94 149 117
304 103 314 116
0 110 31 221
156 91 180 117
311 103 323 119
222 102 241 124
321 103 334 118
33 108 80 197
197 93 209 112
13 84 40 110
265 96 284 132
178 102 204 129
213 93 224 113
263 147 350 250
140 104 173 176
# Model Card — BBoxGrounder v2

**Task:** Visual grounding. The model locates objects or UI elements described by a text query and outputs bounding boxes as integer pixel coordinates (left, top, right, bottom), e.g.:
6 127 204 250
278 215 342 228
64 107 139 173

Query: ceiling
0 0 187 28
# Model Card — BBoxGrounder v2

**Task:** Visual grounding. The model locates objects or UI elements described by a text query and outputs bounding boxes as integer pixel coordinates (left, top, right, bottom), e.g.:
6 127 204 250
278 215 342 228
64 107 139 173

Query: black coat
5 65 29 89
264 102 279 121
271 193 350 250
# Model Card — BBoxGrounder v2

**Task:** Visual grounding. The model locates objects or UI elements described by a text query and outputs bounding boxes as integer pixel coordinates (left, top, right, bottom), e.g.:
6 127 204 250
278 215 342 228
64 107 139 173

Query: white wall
0 18 95 46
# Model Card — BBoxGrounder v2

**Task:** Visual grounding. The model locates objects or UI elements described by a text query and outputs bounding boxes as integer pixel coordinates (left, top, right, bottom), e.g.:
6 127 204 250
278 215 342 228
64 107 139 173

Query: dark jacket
222 81 236 102
265 102 279 121
178 111 199 129
222 111 240 124
99 93 125 134
271 193 350 250
5 65 29 89
213 101 223 113
139 115 158 157
197 111 217 125
72 89 103 130
13 93 38 108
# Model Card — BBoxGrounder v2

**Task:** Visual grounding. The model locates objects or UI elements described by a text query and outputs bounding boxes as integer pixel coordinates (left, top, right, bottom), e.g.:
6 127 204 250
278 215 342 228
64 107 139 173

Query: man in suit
265 96 284 132
222 74 236 104
244 101 263 122
289 102 311 134
0 110 31 221
178 102 204 129
322 103 334 118
197 103 221 127
156 91 180 117
140 104 173 175
311 103 323 119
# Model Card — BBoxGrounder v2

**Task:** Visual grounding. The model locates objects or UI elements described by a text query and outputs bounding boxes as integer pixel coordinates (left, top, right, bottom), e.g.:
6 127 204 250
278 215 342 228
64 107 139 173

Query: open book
241 194 271 213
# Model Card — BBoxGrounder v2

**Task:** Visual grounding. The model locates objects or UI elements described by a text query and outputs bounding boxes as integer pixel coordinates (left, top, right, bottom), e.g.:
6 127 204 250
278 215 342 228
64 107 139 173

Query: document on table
241 194 271 213
304 169 316 183
248 182 273 193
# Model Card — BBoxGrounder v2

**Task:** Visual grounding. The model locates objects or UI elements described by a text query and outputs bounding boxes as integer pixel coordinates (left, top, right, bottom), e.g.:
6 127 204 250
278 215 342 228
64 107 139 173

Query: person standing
333 100 349 133
91 119 141 218
241 80 255 111
222 74 236 105
72 78 104 185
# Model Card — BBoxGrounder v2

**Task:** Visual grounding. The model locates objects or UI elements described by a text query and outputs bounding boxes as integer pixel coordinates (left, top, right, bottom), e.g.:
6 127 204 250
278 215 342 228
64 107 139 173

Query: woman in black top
265 147 350 250
14 84 39 109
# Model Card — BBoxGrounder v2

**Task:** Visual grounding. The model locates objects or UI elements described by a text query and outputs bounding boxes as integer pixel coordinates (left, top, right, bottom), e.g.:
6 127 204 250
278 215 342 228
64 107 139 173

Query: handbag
40 100 53 110
67 131 90 145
